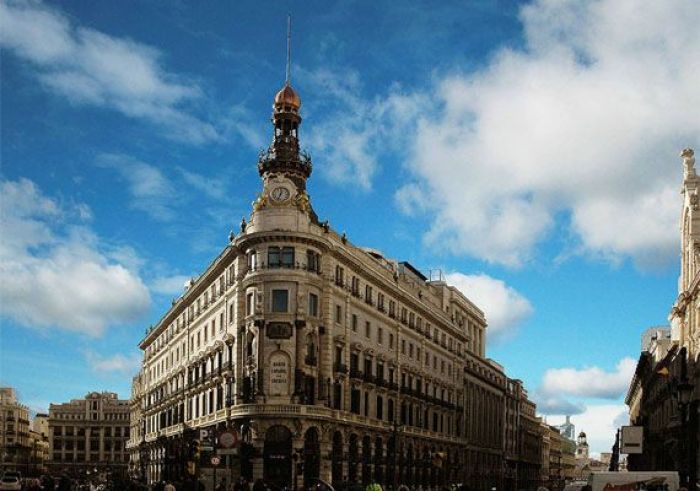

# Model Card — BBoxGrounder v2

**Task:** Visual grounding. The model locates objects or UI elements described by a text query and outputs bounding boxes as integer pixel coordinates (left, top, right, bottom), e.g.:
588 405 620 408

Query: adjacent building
0 387 31 472
626 149 700 488
129 80 543 490
48 392 130 478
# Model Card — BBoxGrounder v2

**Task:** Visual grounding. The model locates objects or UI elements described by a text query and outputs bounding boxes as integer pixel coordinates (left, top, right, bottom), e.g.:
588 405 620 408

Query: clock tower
245 82 317 234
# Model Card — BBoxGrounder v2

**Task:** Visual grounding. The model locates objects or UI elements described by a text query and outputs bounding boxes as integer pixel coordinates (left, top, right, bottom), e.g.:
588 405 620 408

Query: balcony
350 368 364 380
362 373 376 384
334 363 348 374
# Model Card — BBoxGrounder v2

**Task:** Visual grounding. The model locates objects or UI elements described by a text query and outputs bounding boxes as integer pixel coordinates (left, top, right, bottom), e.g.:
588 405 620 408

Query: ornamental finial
682 148 696 178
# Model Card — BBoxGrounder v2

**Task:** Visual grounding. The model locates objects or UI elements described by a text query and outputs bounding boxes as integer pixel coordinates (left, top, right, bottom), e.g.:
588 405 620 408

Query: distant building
557 416 575 441
0 387 31 471
576 431 589 463
48 392 130 478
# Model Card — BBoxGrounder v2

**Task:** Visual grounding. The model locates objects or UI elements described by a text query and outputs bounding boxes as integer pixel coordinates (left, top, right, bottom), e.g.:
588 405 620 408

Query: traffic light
189 439 201 461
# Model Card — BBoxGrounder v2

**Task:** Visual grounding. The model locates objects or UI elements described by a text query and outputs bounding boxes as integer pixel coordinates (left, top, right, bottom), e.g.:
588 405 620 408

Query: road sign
211 456 221 466
218 430 239 449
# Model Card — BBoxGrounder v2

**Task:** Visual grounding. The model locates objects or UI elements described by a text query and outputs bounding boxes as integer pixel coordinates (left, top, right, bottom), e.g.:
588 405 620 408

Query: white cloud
96 154 176 221
536 397 586 416
302 67 429 190
388 0 700 268
547 405 627 457
150 274 192 296
540 357 637 399
0 0 218 144
445 272 533 341
0 178 151 336
178 168 227 201
86 350 141 374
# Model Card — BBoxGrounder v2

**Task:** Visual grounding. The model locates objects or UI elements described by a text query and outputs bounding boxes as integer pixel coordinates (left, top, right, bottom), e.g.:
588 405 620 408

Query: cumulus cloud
390 0 700 268
540 357 637 399
0 178 151 336
547 404 627 457
445 272 533 341
0 0 218 144
536 397 586 416
301 67 429 190
86 350 141 374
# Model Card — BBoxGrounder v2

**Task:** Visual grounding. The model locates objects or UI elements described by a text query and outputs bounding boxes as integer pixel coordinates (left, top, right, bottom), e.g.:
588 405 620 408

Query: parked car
0 471 22 491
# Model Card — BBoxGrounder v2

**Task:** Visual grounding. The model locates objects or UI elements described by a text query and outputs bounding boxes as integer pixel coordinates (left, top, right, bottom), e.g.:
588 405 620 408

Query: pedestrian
366 480 383 491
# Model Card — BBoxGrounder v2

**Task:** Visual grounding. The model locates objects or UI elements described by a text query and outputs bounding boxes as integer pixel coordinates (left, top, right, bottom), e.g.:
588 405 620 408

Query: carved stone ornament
691 192 699 211
295 190 311 213
682 148 696 174
252 193 268 211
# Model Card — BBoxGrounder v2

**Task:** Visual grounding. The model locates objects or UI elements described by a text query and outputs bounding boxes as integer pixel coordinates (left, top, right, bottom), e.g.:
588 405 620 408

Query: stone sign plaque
269 352 290 396
267 322 293 339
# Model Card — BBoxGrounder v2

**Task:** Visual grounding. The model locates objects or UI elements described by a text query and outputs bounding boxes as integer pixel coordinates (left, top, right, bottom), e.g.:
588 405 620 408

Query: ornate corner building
127 82 541 490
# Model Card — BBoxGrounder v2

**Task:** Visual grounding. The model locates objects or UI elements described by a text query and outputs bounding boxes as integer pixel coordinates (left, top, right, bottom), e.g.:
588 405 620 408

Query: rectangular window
365 321 371 338
351 276 360 295
401 339 406 354
377 327 383 344
389 333 394 349
246 293 254 315
281 247 295 267
365 285 373 304
271 289 289 312
309 293 319 317
350 389 361 414
409 343 414 357
389 300 396 317
351 314 358 331
268 247 280 267
378 293 385 311
307 250 320 272
335 266 344 286
335 305 342 323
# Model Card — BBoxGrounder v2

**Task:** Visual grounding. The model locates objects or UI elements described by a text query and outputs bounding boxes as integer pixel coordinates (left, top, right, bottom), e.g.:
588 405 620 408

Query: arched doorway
374 437 384 484
263 425 292 488
349 434 359 483
362 435 371 485
303 427 321 489
332 432 343 486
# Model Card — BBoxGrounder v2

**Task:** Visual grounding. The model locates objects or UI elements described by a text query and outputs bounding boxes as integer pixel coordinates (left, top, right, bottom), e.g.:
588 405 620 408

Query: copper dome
274 84 301 109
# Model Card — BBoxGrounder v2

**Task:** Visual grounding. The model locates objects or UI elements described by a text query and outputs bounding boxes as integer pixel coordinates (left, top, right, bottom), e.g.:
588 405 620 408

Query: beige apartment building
129 81 540 490
48 392 130 477
0 387 31 472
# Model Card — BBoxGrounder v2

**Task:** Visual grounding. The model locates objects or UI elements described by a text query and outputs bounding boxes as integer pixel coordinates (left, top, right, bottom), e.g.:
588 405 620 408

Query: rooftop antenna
285 14 292 86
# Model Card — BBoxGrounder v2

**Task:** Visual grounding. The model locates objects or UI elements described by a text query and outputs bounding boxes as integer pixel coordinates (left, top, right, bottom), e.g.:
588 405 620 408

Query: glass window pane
272 289 288 312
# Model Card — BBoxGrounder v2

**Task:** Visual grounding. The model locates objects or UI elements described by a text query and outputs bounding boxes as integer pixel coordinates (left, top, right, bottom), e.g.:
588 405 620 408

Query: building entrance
303 427 320 488
263 425 292 488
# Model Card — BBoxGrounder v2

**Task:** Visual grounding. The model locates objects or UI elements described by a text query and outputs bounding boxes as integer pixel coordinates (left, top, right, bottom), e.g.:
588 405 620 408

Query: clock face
270 186 290 202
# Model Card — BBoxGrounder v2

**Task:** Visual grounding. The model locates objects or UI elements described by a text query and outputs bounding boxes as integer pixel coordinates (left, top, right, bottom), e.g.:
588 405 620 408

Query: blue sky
1 0 699 455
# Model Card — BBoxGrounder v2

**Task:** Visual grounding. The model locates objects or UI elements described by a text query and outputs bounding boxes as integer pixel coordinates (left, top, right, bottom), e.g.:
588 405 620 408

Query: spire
257 17 312 190
286 14 292 86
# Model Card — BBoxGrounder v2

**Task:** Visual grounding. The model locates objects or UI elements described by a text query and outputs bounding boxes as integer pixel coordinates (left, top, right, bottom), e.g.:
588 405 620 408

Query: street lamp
675 347 694 490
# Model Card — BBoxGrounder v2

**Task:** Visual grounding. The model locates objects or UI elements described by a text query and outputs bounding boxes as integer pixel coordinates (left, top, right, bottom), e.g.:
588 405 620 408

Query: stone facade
0 387 31 472
48 392 130 478
626 149 700 488
130 82 542 490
